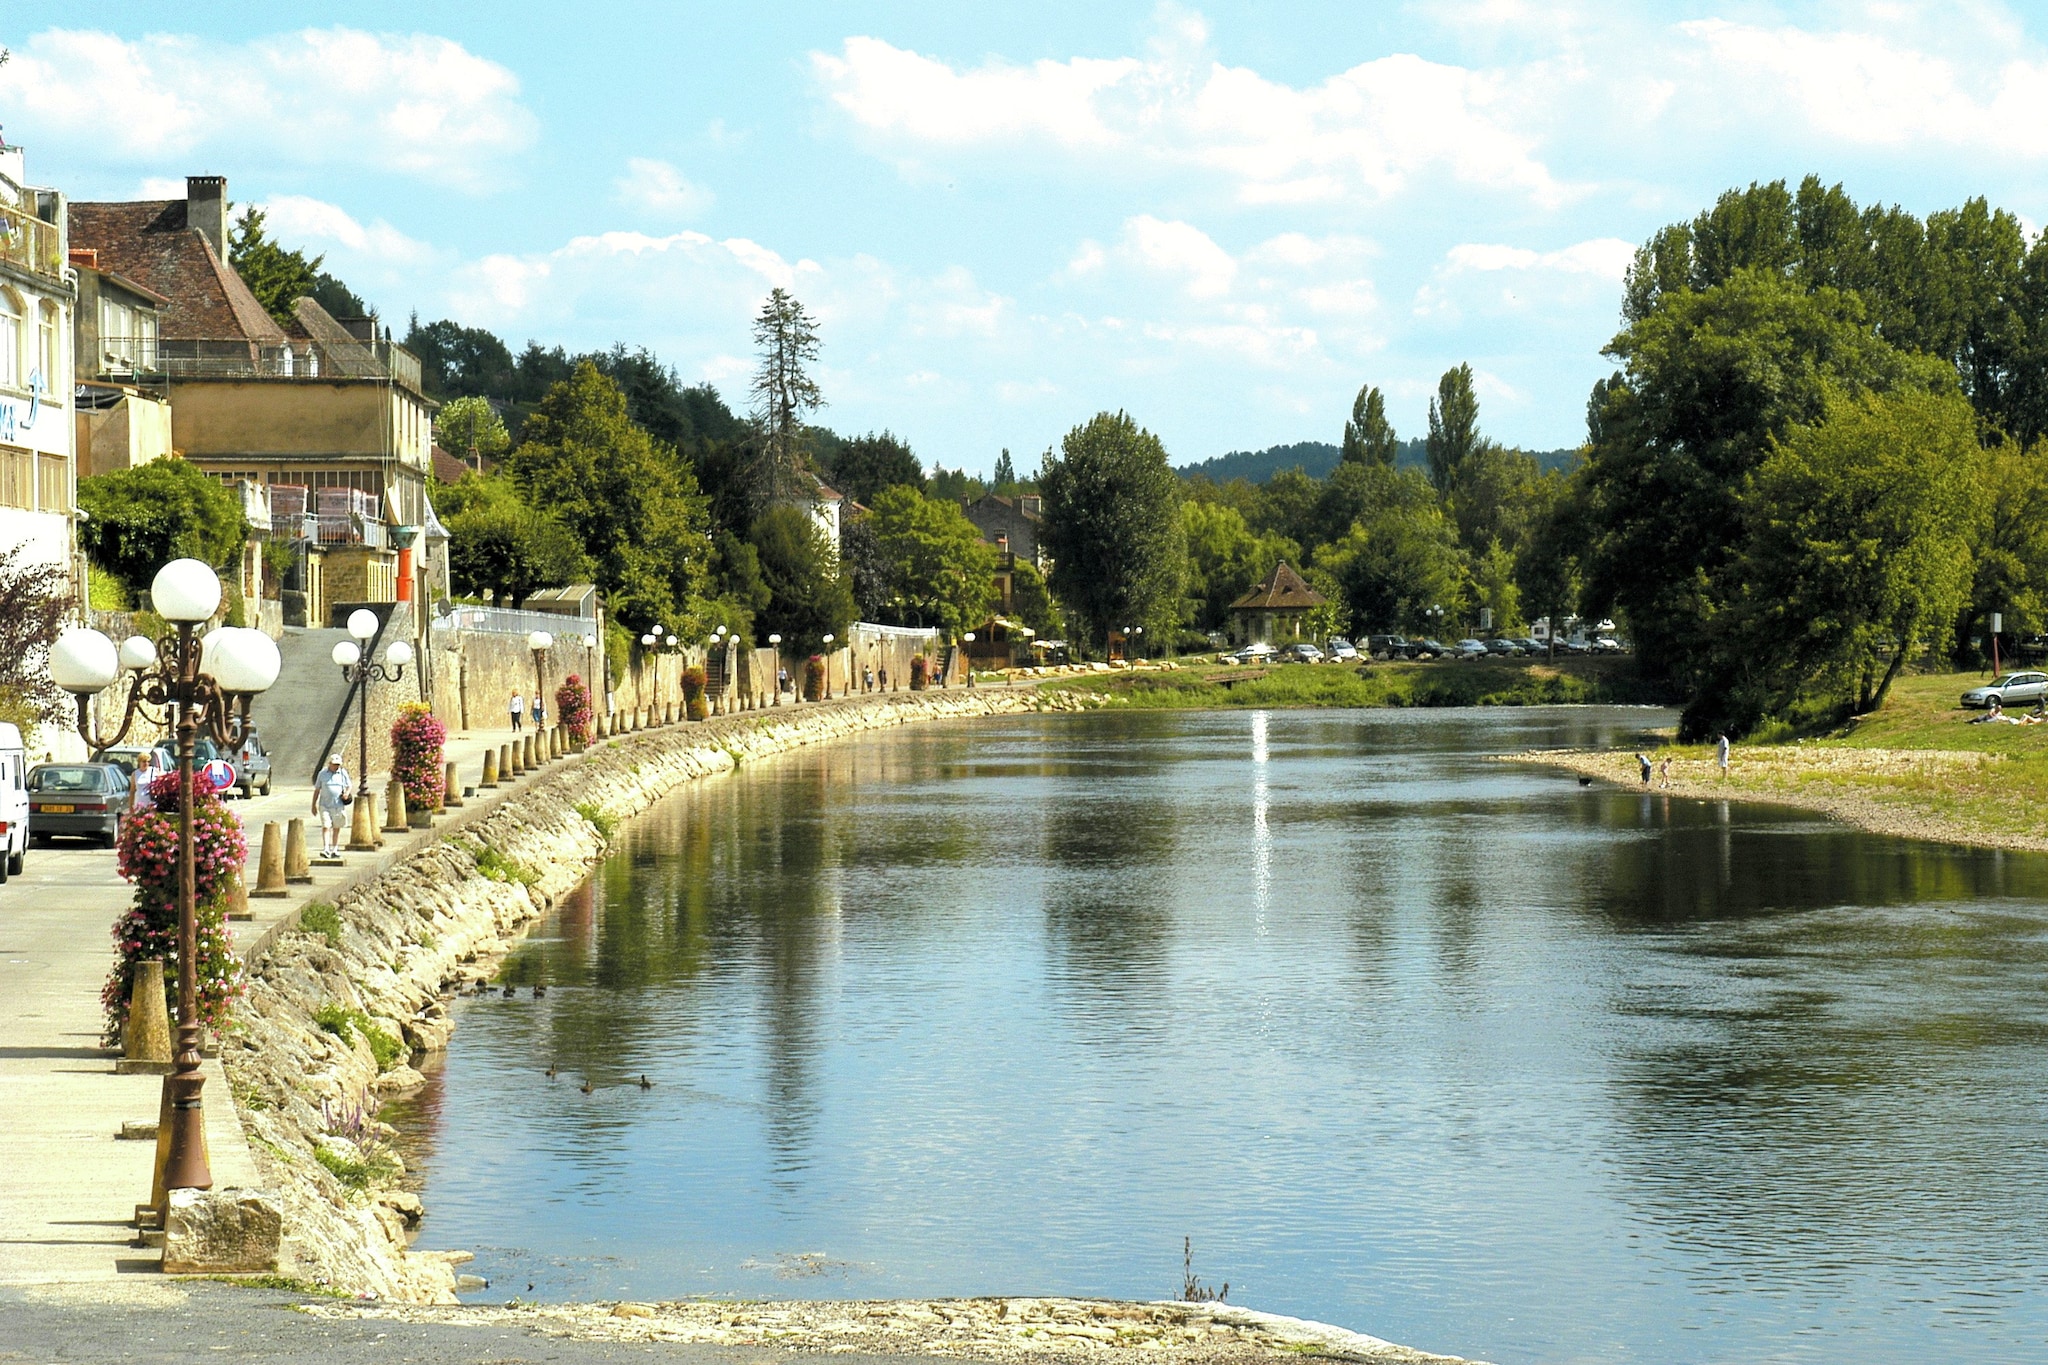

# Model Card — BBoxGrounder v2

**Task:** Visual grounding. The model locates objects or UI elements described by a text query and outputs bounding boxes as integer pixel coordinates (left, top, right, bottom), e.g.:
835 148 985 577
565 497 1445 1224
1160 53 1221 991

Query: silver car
1961 672 2048 708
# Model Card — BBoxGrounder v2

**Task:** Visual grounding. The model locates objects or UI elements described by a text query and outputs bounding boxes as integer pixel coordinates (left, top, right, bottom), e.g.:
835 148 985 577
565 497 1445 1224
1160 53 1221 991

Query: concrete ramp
250 627 356 788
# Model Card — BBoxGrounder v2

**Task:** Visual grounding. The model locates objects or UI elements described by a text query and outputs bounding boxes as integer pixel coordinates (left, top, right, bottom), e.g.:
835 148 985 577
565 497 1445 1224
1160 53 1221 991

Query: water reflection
401 708 2048 1365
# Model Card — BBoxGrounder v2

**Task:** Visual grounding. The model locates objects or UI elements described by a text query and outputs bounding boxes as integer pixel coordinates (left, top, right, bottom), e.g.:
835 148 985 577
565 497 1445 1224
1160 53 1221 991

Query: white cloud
615 157 714 219
813 28 1572 207
0 26 536 188
259 194 434 265
1124 216 1237 297
1445 237 1633 278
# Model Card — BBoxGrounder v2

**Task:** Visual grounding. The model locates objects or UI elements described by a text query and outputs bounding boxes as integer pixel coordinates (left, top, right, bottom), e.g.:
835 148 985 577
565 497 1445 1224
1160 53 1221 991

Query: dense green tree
1340 383 1398 466
78 459 247 588
1425 364 1484 493
1448 443 1542 556
708 529 771 641
0 540 72 729
1008 558 1062 639
433 474 588 607
824 431 924 505
929 466 988 502
1960 439 2048 658
403 316 518 399
227 207 319 326
992 448 1018 491
433 396 509 470
1472 539 1523 633
1039 412 1185 650
1316 470 1465 635
503 361 714 632
840 512 892 622
1708 385 1981 730
748 505 855 654
1515 471 1585 647
865 486 998 637
1250 466 1322 548
1181 500 1296 631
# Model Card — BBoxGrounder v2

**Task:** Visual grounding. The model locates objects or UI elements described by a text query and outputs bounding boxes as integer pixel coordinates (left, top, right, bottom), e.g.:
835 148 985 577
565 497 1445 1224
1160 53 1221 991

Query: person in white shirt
510 692 524 732
312 754 353 857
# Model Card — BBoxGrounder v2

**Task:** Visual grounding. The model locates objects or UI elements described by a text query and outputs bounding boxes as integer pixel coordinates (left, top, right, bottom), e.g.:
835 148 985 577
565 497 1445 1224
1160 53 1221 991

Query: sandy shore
1512 744 2048 853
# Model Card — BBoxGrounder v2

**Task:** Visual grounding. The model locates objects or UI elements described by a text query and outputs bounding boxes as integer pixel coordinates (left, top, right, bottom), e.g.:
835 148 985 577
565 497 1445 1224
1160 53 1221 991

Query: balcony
0 202 62 280
151 337 423 393
269 512 388 550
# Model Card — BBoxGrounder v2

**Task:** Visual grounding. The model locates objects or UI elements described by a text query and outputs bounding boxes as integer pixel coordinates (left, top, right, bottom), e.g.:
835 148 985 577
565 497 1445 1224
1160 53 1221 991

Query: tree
432 474 588 607
1341 384 1398 466
1009 558 1062 639
1959 439 2048 660
749 505 855 654
1448 442 1541 555
992 448 1017 489
1250 466 1322 548
504 361 714 632
824 431 924 505
1181 500 1295 630
77 459 246 589
404 317 518 399
840 512 893 621
227 206 320 326
865 486 998 637
1707 384 1982 731
1425 364 1483 493
1315 470 1465 634
1516 471 1585 646
1473 539 1523 633
0 542 70 729
433 396 509 471
1039 412 1185 650
749 288 824 508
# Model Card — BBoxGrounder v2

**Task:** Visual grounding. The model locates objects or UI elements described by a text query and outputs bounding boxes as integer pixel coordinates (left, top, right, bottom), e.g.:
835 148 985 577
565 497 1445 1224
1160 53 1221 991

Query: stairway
248 627 356 788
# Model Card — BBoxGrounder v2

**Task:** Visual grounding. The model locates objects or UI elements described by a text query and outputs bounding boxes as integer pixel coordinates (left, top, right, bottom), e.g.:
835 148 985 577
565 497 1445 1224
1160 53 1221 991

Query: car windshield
1989 675 2022 687
30 766 108 793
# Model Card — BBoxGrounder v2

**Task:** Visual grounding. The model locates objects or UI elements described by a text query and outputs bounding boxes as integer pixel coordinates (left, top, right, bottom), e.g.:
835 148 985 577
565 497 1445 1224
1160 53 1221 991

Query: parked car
1363 634 1410 660
1516 637 1549 655
1417 638 1449 658
229 730 273 798
1283 642 1324 663
1454 638 1489 659
27 762 130 847
1961 672 2048 709
1405 638 1441 659
1484 638 1524 657
1228 642 1277 664
1325 638 1360 662
1592 636 1626 654
0 723 27 881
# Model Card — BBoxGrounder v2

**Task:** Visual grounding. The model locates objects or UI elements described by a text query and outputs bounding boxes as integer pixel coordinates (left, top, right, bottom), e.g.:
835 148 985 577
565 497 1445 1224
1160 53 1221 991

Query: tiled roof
1229 561 1326 612
67 199 286 343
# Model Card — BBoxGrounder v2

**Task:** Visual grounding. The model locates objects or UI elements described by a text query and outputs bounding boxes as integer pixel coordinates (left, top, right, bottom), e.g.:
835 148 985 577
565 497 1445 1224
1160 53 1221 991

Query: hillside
1179 438 1581 485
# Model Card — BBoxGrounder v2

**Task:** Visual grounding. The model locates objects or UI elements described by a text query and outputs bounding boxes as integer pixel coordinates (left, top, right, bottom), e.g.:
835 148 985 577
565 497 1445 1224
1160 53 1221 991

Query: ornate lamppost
768 634 783 706
963 631 976 687
331 609 412 788
527 630 554 742
48 559 281 1195
821 632 835 700
711 623 728 713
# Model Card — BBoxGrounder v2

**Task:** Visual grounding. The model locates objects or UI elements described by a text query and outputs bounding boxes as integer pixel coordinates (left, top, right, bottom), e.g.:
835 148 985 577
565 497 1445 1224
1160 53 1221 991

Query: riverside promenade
0 700 743 1287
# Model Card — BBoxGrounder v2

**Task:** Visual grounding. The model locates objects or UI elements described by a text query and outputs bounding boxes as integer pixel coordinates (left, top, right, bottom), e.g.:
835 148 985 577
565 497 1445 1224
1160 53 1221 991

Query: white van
0 723 27 883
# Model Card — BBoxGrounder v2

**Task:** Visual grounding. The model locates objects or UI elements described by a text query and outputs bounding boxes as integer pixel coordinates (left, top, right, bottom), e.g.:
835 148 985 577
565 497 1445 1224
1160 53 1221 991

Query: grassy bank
1042 655 1668 710
1524 670 2048 852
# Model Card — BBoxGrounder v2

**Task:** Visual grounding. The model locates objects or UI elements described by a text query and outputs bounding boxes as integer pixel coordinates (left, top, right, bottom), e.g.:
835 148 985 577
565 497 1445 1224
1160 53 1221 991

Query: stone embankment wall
223 687 1103 1302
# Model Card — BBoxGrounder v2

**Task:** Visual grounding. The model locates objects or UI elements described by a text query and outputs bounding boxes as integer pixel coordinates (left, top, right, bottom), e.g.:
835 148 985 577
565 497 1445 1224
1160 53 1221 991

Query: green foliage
823 430 924 504
750 287 825 508
1007 558 1063 639
929 465 988 502
574 801 617 840
1341 383 1398 466
1425 364 1483 493
227 207 320 325
77 459 247 587
1040 412 1185 650
1473 539 1523 633
865 486 998 637
1180 500 1294 631
1960 440 2048 661
750 504 856 654
299 902 342 944
312 1003 404 1072
434 473 589 608
312 1142 397 1193
1316 469 1465 634
1045 660 1638 710
434 396 510 466
505 361 714 631
87 562 129 610
471 843 540 888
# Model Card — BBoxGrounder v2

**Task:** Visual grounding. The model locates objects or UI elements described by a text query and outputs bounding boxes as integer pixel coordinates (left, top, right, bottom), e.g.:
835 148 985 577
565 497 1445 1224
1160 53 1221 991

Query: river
391 707 2048 1364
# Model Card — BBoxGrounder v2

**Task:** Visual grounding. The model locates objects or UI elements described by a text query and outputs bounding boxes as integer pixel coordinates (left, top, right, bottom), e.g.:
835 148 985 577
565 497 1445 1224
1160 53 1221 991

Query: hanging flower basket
391 703 447 812
681 664 709 721
556 673 594 746
909 655 930 691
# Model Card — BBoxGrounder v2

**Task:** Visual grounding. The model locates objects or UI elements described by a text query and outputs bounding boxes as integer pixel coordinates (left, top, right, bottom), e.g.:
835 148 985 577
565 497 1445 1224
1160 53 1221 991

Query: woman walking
313 754 353 858
510 692 524 732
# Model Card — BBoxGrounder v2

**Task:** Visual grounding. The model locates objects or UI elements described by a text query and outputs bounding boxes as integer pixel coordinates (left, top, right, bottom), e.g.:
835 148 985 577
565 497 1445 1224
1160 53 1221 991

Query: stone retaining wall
221 687 1103 1302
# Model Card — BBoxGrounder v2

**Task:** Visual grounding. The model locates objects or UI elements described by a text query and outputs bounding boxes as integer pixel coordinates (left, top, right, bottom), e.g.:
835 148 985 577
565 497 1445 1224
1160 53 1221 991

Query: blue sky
8 2 2048 473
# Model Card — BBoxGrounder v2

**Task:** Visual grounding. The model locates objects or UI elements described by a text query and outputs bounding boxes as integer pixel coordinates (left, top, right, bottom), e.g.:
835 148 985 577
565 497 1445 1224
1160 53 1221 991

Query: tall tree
823 431 924 505
1341 383 1399 466
749 288 824 509
1039 412 1184 650
992 448 1018 489
504 361 714 632
226 206 320 326
1316 470 1465 635
433 396 510 471
1181 500 1295 631
1425 364 1483 493
433 474 589 607
864 487 998 637
749 505 855 654
0 541 71 730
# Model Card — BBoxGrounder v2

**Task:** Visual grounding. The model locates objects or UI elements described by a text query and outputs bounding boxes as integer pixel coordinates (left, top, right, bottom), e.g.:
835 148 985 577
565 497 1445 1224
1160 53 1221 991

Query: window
36 301 59 395
0 289 20 389
0 446 29 509
36 453 69 513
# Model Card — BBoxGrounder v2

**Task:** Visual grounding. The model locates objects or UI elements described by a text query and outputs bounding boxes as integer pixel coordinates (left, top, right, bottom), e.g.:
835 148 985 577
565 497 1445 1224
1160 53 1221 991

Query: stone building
1228 561 1325 645
961 492 1043 566
70 248 174 477
0 141 76 589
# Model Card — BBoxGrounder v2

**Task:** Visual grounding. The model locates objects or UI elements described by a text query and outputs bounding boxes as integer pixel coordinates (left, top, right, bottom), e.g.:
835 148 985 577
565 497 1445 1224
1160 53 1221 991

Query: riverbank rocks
162 1188 282 1275
220 688 1080 1304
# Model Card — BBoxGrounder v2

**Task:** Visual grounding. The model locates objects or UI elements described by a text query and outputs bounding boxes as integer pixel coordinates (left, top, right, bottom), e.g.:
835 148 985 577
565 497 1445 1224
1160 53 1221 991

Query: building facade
0 143 76 588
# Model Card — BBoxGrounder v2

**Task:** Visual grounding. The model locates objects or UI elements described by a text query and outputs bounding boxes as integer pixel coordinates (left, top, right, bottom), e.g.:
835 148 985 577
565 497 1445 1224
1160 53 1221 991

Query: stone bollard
284 818 312 882
443 761 464 807
251 822 288 898
481 747 499 788
523 733 537 768
663 702 675 725
348 790 378 851
162 1187 282 1275
551 726 563 758
503 742 518 778
595 713 607 740
227 864 253 921
383 779 409 834
118 959 173 1075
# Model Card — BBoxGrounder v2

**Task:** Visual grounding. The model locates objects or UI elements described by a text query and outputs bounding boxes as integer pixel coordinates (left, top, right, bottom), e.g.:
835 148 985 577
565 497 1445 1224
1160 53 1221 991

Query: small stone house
1228 562 1325 645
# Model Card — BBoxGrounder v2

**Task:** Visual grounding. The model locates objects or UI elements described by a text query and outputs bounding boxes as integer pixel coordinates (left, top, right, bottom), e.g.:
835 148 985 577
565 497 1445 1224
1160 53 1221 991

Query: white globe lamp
332 640 361 668
386 640 414 668
119 635 158 672
50 627 120 695
151 559 221 624
208 627 281 695
346 608 380 642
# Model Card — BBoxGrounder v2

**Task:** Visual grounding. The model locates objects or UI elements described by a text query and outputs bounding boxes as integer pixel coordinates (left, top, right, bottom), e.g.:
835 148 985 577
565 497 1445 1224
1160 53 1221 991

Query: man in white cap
312 753 353 857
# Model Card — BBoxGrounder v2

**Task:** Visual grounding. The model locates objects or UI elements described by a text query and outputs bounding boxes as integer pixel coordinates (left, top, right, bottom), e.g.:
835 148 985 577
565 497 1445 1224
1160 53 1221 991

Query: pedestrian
123 748 161 839
878 664 889 691
509 691 524 732
777 666 790 695
1636 752 1652 786
863 664 875 693
1658 756 1672 788
1717 732 1731 775
312 753 353 857
532 693 546 730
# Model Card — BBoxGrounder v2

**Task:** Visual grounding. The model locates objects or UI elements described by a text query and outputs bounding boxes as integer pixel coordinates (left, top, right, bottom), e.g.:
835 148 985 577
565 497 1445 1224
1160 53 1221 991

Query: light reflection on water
390 708 2048 1365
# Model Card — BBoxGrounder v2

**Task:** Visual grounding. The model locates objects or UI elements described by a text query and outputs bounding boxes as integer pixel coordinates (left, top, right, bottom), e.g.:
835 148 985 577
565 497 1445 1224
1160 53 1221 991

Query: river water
394 708 2048 1364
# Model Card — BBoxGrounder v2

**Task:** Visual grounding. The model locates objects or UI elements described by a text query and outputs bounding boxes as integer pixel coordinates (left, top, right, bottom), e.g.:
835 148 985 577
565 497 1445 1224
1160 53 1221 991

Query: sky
7 1 2048 474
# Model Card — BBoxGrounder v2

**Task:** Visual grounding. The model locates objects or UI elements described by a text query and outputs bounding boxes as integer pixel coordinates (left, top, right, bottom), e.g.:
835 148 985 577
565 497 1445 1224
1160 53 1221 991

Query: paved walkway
0 707 629 1286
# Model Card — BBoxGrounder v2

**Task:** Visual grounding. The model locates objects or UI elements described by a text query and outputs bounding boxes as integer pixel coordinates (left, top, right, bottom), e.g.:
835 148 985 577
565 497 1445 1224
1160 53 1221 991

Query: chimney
186 175 227 259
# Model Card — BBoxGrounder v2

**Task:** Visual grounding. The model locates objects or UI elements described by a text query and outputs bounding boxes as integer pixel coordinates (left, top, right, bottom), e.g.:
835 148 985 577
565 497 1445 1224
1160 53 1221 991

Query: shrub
390 703 447 812
312 1003 404 1071
573 801 617 839
681 663 709 721
472 843 539 888
555 673 594 746
101 776 245 1043
299 902 342 943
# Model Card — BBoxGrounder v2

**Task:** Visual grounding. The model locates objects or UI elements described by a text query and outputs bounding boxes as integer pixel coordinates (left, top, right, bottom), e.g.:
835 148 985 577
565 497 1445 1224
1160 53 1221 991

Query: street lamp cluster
47 559 282 1196
332 610 412 819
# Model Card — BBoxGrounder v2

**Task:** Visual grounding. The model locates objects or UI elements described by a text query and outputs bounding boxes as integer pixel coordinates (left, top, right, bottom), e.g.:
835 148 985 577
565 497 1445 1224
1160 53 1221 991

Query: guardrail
434 604 598 638
0 202 61 279
151 337 423 391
